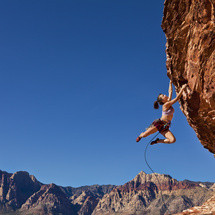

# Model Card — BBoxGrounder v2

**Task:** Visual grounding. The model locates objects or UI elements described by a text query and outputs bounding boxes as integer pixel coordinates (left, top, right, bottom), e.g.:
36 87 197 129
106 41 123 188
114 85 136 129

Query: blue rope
144 132 171 215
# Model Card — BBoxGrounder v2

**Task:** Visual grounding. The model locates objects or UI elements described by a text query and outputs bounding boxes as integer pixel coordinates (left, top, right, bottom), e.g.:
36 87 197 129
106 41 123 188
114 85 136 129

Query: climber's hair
154 94 164 109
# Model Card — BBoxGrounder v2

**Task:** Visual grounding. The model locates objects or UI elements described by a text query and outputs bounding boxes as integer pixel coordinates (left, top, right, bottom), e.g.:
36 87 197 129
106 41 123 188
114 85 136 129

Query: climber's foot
136 137 141 142
150 138 160 145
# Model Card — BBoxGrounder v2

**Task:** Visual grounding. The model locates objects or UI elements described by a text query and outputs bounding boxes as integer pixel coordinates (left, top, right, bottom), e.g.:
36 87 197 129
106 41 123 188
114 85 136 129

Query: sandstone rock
20 183 76 215
174 194 215 214
210 184 215 192
71 190 96 206
161 0 215 154
0 169 115 215
78 196 99 215
69 188 113 215
0 169 213 215
0 170 41 213
92 171 214 215
62 184 115 199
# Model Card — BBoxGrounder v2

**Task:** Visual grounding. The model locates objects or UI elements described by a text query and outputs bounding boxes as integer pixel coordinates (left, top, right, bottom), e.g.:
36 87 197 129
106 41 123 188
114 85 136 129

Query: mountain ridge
1 169 213 215
93 171 214 215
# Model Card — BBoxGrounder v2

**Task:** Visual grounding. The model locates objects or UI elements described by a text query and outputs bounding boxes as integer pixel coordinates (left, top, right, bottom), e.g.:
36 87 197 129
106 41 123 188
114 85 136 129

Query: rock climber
136 80 187 145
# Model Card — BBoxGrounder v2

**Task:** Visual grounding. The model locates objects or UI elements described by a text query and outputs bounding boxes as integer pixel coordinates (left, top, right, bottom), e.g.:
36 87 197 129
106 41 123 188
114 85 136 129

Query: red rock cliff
162 0 215 154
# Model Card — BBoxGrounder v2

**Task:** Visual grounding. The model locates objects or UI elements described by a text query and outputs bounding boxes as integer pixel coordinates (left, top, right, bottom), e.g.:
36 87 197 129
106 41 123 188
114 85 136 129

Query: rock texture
162 0 215 154
20 183 76 215
20 184 114 215
0 170 41 213
92 171 214 215
0 170 114 215
175 194 215 215
0 170 214 215
62 184 115 215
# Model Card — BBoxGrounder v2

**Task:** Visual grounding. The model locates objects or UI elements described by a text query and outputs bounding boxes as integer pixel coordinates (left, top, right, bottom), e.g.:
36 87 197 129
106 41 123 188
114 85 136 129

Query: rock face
175 194 215 215
161 0 215 154
62 184 115 215
0 170 114 215
92 171 214 215
0 170 42 213
0 170 214 215
70 190 99 215
20 183 76 215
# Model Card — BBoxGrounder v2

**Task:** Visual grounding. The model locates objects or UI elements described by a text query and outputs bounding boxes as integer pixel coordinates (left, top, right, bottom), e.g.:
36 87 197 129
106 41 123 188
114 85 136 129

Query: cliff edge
162 0 215 154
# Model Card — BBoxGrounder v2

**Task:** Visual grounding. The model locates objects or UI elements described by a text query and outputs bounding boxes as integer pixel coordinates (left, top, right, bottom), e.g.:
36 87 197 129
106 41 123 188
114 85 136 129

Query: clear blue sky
0 0 214 187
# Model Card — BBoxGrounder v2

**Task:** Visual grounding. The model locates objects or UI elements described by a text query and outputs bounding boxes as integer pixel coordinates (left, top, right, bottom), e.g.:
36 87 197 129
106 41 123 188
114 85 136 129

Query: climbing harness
144 132 171 215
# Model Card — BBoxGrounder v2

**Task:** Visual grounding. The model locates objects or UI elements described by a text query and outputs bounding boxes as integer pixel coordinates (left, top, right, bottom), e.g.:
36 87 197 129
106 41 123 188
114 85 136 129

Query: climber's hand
181 83 188 90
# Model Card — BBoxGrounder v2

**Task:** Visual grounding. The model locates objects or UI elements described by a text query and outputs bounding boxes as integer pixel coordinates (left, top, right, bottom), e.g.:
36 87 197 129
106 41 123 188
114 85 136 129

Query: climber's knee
169 137 176 143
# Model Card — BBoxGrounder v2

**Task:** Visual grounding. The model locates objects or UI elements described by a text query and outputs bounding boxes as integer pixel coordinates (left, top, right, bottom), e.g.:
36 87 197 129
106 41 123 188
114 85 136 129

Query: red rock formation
0 170 214 215
92 172 214 215
0 170 41 212
20 183 76 215
0 169 114 215
162 0 215 154
120 172 198 193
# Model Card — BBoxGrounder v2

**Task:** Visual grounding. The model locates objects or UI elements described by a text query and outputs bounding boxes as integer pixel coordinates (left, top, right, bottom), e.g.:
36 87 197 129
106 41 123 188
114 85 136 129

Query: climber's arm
164 84 187 108
168 80 173 101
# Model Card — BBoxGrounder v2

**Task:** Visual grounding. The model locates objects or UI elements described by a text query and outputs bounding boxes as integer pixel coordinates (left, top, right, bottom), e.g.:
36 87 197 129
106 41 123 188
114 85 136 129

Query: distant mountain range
92 171 215 215
0 170 214 215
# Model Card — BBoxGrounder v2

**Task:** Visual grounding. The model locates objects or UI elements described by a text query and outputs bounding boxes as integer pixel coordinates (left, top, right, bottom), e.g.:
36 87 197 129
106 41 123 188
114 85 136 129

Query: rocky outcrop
63 185 115 215
62 184 115 199
77 195 99 215
210 184 215 192
0 170 42 213
92 171 214 215
20 183 76 215
0 170 114 215
0 170 214 215
175 194 215 214
162 0 215 154
70 190 99 215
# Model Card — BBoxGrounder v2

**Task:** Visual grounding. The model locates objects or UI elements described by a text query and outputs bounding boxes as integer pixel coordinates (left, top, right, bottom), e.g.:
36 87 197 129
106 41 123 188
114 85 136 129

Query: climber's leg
136 126 158 142
156 130 176 144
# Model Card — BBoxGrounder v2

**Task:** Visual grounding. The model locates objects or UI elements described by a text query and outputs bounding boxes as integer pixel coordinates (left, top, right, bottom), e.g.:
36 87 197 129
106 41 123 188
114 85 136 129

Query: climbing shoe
150 138 160 145
136 137 141 142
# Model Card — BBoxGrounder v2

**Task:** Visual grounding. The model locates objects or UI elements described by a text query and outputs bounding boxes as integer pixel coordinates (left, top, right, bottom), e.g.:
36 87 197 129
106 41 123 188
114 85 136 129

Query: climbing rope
144 132 171 215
